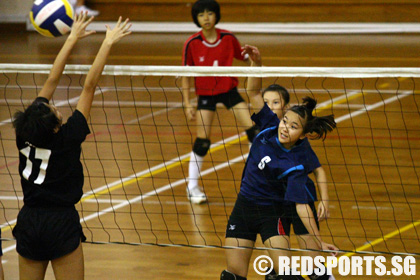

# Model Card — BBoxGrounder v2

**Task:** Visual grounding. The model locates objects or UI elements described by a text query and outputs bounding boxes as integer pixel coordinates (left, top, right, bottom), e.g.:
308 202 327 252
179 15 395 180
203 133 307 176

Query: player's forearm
76 40 113 117
39 36 78 100
247 61 264 112
296 203 322 247
50 36 78 80
84 40 113 90
182 77 192 106
314 167 329 201
247 61 261 95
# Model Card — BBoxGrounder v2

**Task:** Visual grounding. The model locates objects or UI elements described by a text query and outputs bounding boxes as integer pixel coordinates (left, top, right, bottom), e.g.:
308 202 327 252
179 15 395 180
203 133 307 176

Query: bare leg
0 257 4 280
18 255 49 280
296 234 320 258
225 238 255 278
264 235 291 274
51 242 84 280
230 101 253 133
195 109 215 139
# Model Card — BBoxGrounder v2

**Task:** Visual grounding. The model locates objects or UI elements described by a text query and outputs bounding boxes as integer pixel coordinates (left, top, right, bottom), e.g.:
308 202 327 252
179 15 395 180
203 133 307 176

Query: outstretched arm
242 44 264 113
76 17 132 119
296 203 338 256
38 12 95 101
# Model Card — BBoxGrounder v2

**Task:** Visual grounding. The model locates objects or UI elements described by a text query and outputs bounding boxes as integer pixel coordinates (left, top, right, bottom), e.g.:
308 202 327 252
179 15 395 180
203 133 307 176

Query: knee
221 270 247 280
193 137 211 157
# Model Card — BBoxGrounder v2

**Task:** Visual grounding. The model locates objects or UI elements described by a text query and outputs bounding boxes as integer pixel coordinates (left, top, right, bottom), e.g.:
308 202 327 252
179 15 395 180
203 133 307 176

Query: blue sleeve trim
277 165 304 179
305 185 315 201
256 126 277 139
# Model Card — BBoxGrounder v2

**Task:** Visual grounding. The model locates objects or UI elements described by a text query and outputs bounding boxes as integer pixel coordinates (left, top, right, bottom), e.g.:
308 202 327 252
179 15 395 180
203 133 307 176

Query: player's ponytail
289 96 336 140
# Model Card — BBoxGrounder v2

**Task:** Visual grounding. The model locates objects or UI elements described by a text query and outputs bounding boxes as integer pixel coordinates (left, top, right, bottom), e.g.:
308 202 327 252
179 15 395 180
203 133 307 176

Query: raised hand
242 44 262 66
69 11 96 39
105 16 132 45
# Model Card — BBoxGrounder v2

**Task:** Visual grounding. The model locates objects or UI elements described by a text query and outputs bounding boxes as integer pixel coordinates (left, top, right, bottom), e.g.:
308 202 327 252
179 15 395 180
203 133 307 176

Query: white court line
77 92 413 225
79 153 248 224
81 132 245 197
335 91 412 123
1 91 413 254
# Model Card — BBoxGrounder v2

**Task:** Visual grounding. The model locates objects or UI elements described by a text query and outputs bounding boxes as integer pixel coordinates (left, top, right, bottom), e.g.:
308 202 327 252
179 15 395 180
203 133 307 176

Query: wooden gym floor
0 27 420 279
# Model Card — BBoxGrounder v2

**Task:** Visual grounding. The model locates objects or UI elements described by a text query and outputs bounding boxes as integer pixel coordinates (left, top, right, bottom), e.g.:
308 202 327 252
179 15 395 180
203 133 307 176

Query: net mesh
0 65 419 256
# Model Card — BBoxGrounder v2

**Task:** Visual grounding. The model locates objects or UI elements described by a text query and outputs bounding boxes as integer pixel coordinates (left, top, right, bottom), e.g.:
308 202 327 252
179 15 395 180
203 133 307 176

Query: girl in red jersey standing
182 0 259 204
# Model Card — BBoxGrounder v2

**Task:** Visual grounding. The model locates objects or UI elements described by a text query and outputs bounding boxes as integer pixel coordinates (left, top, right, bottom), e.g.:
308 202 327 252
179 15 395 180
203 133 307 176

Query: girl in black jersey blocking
220 48 338 280
12 13 131 280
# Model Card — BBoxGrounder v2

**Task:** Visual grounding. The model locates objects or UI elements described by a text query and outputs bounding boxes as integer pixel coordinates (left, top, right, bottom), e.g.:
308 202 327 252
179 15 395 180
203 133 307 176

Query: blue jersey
239 104 321 205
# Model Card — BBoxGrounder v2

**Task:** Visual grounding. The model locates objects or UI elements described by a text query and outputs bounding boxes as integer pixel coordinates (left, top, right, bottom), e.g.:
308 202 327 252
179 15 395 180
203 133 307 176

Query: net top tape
1 64 420 78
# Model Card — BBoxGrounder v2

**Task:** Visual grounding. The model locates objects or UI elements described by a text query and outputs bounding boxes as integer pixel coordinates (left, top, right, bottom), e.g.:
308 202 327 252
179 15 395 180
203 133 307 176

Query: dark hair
191 0 221 28
13 102 60 147
288 97 336 140
262 84 290 106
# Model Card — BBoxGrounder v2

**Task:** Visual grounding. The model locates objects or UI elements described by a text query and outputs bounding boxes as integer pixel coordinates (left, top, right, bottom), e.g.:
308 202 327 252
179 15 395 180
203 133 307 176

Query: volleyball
30 0 74 37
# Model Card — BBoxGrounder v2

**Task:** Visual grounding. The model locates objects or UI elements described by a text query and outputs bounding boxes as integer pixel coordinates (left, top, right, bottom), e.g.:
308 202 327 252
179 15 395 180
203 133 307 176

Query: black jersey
16 97 90 208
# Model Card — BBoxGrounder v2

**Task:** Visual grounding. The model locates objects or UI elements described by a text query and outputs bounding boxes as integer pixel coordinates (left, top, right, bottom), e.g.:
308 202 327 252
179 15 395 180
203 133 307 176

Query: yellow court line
315 92 364 113
3 77 417 263
305 219 420 279
0 135 246 233
80 135 246 201
342 219 420 258
315 77 408 113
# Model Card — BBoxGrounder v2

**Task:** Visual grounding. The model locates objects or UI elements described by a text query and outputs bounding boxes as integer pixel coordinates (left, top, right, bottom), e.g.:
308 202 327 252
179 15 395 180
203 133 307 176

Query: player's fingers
116 16 122 27
121 18 130 29
84 30 96 37
79 11 87 23
85 15 95 25
123 23 132 33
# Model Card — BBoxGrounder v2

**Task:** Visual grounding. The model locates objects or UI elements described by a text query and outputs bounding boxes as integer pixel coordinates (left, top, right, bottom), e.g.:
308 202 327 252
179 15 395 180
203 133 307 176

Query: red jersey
182 28 247 96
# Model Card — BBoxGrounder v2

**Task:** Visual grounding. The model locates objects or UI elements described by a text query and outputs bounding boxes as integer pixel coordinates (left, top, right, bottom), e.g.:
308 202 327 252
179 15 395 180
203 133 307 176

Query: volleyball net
0 64 419 257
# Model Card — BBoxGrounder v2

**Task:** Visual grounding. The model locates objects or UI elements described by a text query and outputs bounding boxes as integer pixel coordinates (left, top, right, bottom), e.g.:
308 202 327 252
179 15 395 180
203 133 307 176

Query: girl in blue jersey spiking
220 47 338 280
244 45 336 280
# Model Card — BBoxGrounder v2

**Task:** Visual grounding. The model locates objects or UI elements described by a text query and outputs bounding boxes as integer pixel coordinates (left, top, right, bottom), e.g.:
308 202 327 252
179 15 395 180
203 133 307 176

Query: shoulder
60 110 90 137
293 138 312 154
217 28 234 35
218 29 239 40
185 31 203 44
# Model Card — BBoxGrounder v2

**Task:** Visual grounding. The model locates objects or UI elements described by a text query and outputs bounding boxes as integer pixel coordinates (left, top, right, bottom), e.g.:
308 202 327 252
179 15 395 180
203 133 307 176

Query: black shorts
197 87 245 111
225 194 290 243
13 205 86 261
284 202 319 235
